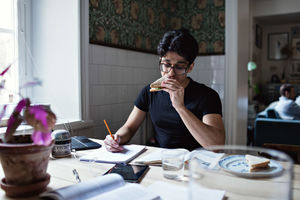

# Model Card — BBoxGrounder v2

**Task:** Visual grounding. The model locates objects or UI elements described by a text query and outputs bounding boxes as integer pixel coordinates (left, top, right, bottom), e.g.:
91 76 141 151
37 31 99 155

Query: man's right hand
103 134 124 152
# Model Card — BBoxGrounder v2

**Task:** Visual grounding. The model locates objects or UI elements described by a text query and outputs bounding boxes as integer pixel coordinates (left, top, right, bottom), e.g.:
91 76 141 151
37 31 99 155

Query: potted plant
0 64 56 197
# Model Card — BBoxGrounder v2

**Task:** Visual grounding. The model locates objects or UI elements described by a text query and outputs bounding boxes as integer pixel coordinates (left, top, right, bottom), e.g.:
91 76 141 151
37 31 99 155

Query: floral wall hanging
89 0 225 55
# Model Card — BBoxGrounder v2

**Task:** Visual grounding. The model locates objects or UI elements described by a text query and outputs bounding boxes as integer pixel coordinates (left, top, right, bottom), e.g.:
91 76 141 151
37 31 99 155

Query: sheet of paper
79 144 146 164
148 181 188 200
148 181 225 200
87 183 160 200
134 149 163 165
190 150 225 169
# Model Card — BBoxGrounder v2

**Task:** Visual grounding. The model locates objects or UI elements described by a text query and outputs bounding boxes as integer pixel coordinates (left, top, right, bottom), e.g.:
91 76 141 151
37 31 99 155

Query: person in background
104 28 225 152
274 84 300 120
296 95 300 106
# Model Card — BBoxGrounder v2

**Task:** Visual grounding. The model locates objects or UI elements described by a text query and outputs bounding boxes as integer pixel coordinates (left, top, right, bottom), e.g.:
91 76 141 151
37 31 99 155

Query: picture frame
292 38 300 60
288 61 300 81
268 32 289 60
255 24 262 49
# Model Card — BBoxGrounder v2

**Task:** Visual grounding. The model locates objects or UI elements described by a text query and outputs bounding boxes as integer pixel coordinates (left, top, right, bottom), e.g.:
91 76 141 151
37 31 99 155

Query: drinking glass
161 149 187 180
189 145 293 200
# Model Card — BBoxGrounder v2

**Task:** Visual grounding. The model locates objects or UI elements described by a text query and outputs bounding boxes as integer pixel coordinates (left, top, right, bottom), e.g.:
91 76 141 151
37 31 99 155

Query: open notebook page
80 144 146 164
134 149 190 165
40 174 125 200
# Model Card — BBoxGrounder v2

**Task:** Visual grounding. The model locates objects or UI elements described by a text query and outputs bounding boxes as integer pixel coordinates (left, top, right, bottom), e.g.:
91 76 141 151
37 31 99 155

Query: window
0 0 19 105
1 0 81 122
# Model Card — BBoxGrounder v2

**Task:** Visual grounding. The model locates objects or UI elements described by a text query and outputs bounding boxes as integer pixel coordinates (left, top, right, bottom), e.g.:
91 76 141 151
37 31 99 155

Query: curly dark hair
280 84 294 96
157 28 198 64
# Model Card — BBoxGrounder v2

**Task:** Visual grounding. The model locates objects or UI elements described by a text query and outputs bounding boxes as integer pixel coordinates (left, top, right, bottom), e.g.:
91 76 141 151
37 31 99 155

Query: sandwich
150 76 167 92
245 154 270 172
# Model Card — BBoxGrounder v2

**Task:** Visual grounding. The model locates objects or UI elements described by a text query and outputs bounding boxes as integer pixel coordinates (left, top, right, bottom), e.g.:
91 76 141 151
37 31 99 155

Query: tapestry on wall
89 0 225 55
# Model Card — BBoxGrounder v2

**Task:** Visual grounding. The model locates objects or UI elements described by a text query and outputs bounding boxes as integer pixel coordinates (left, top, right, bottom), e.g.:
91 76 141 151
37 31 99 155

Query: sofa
253 108 300 147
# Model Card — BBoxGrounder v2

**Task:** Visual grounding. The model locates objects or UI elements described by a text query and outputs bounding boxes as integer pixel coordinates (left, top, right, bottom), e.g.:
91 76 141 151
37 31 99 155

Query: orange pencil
104 120 114 140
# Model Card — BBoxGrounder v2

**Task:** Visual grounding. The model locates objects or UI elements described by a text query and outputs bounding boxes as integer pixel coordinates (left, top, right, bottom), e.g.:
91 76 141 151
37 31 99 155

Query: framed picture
292 38 300 60
288 61 300 81
268 33 289 60
255 24 262 49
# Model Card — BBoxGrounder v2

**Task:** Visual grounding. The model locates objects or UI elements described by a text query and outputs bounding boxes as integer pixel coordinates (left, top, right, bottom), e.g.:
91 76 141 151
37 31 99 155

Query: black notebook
71 136 102 151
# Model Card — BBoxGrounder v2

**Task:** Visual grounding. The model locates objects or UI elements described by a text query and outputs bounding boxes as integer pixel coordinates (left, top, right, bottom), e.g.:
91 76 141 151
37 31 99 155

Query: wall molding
225 0 249 145
80 0 90 120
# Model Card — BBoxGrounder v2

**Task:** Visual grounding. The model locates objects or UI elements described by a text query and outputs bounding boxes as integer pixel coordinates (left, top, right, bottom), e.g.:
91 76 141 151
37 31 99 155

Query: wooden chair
263 143 300 164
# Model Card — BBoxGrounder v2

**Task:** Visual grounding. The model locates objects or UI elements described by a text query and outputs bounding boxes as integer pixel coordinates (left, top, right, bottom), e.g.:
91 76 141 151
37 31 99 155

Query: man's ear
187 62 195 73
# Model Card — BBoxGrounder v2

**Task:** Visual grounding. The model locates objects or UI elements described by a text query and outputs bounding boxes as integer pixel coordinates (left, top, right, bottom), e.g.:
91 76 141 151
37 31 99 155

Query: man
296 95 300 106
104 28 225 152
274 84 300 120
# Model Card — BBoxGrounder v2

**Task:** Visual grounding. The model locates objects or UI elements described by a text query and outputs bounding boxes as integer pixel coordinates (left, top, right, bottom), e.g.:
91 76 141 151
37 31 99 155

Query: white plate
218 155 283 178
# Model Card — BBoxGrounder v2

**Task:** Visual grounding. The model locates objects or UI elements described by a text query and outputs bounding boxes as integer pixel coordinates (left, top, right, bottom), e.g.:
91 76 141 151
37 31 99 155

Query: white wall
89 45 159 142
191 56 225 112
259 23 300 83
88 45 225 143
253 0 300 17
30 0 80 120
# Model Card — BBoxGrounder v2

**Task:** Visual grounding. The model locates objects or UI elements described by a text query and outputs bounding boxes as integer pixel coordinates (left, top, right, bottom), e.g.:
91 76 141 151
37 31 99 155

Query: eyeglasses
159 61 190 75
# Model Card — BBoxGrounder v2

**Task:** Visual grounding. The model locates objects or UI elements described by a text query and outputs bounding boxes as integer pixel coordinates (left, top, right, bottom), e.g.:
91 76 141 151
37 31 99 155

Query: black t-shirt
134 77 222 151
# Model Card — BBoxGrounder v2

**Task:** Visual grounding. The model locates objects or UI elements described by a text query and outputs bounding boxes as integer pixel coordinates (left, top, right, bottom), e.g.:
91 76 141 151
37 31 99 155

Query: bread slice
245 154 270 172
149 76 167 92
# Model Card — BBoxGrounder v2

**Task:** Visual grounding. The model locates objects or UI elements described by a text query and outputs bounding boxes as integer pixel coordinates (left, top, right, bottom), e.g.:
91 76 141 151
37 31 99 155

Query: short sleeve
202 89 222 116
134 85 150 112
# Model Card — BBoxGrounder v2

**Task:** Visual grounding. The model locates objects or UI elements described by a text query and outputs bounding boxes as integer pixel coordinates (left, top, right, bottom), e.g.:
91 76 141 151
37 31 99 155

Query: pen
72 169 81 183
104 120 114 140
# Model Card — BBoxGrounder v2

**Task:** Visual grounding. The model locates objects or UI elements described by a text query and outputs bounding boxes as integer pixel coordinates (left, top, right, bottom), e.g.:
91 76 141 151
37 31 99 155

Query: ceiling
255 12 300 25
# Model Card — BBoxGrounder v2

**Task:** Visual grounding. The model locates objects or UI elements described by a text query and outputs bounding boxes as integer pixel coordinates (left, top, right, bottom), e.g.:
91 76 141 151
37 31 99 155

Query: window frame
1 0 88 127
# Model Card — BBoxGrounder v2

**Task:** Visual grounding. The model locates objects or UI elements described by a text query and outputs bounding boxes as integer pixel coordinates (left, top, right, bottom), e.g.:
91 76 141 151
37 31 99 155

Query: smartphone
104 164 149 183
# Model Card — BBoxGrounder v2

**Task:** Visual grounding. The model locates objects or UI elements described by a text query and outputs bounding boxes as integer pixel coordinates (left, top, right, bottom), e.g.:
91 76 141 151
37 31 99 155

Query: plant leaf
5 114 23 143
20 78 42 89
0 64 12 76
4 99 30 143
0 105 7 122
31 130 52 145
0 80 5 89
15 98 29 113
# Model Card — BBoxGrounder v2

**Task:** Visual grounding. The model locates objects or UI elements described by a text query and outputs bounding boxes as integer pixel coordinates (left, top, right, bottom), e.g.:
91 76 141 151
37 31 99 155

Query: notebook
71 136 102 151
79 144 146 164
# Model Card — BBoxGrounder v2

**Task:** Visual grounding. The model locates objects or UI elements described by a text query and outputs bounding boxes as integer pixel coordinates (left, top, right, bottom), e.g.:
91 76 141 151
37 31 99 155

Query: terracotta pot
0 135 54 186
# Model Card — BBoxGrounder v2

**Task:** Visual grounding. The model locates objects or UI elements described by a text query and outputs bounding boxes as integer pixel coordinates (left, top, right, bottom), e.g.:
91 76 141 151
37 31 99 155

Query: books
80 144 146 164
71 136 102 151
134 149 224 169
134 148 190 166
40 174 160 200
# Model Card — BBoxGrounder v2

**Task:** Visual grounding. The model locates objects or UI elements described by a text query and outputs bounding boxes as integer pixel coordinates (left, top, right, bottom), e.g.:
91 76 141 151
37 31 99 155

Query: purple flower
28 106 48 130
1 63 56 145
31 131 52 146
